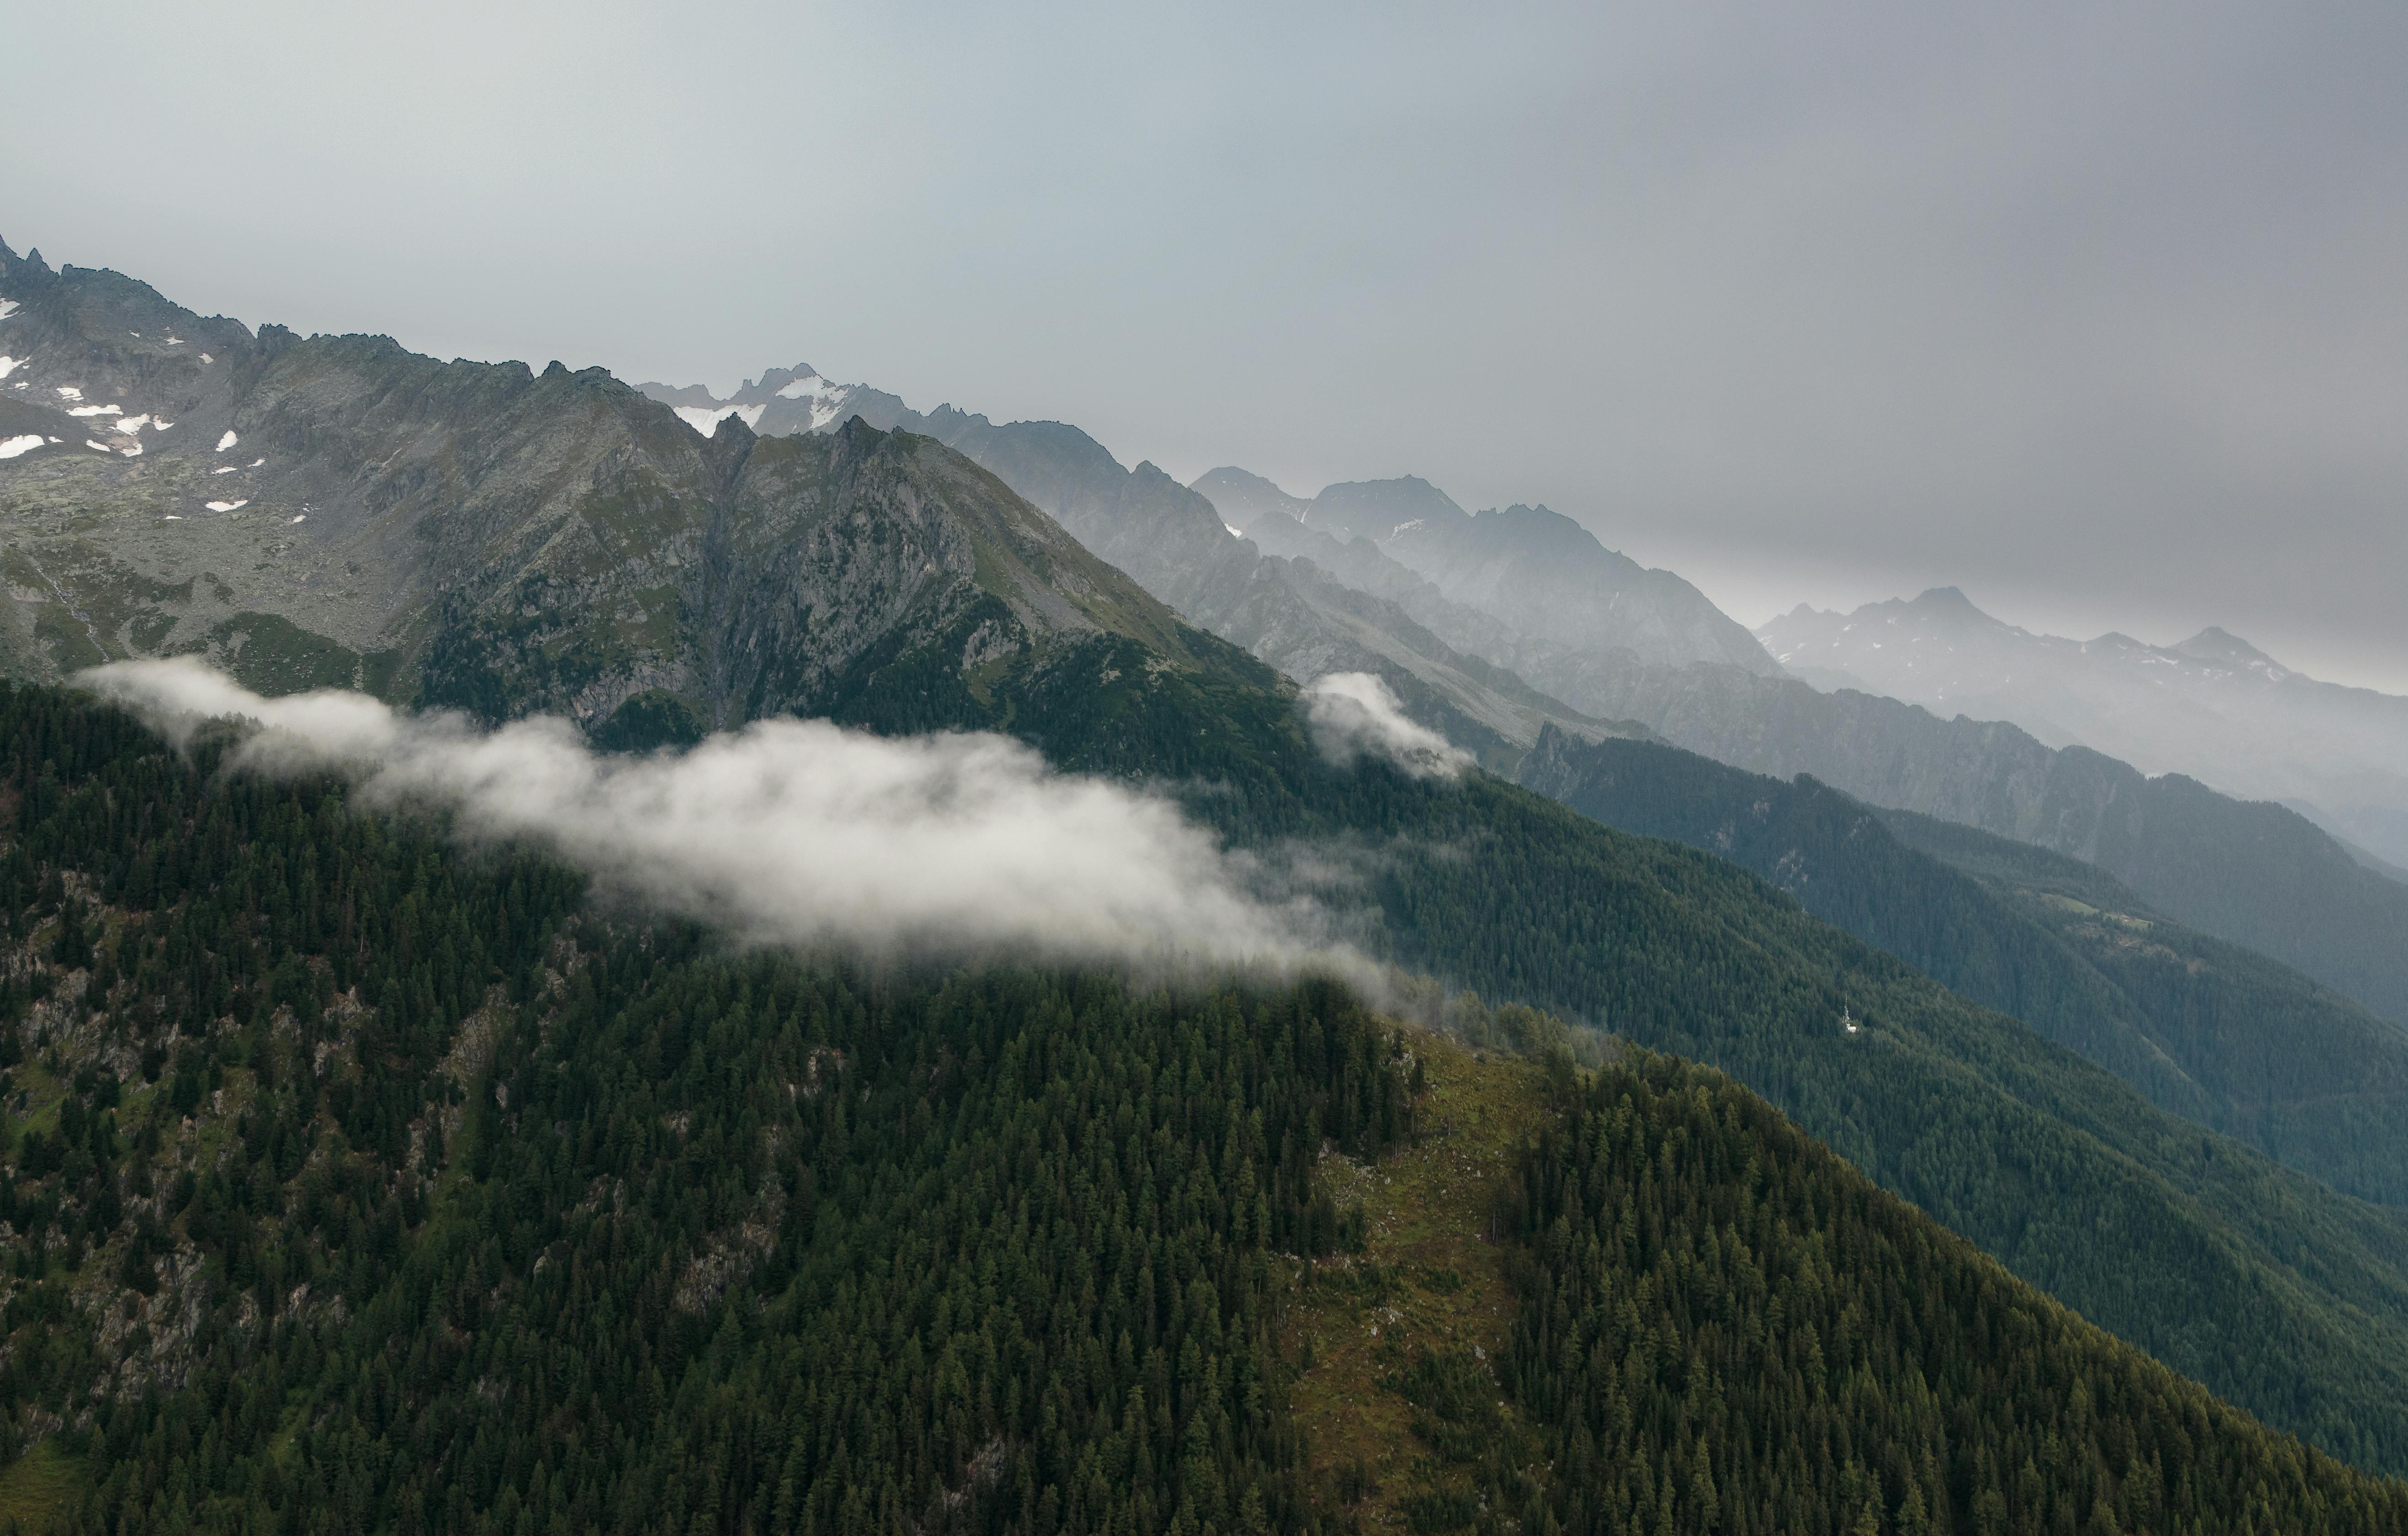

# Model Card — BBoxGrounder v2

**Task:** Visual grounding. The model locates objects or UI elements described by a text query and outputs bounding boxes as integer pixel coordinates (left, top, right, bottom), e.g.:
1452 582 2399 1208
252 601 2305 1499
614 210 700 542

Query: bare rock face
633 378 1650 768
0 241 1212 746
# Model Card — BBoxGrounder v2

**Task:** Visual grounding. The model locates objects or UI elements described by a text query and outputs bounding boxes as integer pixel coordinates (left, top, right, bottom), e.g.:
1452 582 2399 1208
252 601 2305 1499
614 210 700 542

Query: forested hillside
1550 658 2408 1028
1518 728 2408 1206
16 246 2408 1482
0 683 1410 1531
1502 1052 2408 1535
6 683 2406 1532
30 624 2408 1484
1123 684 2408 1475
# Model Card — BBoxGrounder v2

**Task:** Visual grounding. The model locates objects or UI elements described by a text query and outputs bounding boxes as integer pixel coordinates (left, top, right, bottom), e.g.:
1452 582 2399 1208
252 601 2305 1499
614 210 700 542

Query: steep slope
26 256 2408 1471
1238 507 1742 723
9 692 2407 1535
1195 489 2408 1029
1879 801 2408 1046
0 243 1256 759
1200 471 1785 677
0 687 1408 1532
29 603 2408 1468
1762 587 2408 867
1504 1051 2408 1535
0 244 1614 811
1520 726 2408 1204
639 379 1637 765
909 410 1637 765
1561 656 2408 1027
1227 517 2408 1029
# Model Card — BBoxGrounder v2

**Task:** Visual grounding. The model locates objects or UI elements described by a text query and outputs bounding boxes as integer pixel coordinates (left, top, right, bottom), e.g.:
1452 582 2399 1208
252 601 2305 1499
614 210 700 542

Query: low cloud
1302 672 1472 778
82 658 1336 972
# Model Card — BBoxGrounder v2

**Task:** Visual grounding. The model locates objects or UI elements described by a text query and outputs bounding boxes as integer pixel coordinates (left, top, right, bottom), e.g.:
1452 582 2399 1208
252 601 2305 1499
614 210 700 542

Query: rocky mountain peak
2174 625 2282 672
1189 465 1309 531
1309 475 1467 544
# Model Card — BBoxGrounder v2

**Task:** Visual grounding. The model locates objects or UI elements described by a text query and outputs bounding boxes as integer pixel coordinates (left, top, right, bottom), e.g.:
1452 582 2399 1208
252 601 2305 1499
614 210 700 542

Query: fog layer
83 659 1314 968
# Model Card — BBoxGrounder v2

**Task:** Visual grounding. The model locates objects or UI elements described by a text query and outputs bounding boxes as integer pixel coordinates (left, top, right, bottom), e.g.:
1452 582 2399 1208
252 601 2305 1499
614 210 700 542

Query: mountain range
1762 586 2408 871
644 363 2408 1034
12 240 2408 1516
0 245 1252 767
627 379 1651 769
1199 469 1782 677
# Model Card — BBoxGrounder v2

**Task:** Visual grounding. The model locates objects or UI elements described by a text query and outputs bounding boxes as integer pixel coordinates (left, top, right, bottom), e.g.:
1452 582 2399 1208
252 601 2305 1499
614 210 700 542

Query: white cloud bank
80 658 1330 971
1301 672 1471 778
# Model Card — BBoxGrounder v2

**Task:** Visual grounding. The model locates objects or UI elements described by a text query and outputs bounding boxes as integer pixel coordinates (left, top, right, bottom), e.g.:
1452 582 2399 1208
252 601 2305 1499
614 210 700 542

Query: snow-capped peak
675 403 767 438
774 372 855 431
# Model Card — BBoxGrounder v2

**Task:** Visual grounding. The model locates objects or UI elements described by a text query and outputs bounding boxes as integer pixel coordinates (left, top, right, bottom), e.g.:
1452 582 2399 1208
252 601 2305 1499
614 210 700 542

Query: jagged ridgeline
18 245 2408 1488
4 687 2403 1534
0 241 1258 763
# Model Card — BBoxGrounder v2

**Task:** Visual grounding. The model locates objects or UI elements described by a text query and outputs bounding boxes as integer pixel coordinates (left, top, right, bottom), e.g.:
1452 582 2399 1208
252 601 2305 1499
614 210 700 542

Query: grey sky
9 1 2405 688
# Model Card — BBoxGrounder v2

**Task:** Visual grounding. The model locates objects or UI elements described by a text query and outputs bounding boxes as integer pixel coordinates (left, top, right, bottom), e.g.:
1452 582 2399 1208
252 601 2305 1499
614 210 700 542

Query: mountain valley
8 241 2408 1530
8 685 2408 1531
649 359 2408 1033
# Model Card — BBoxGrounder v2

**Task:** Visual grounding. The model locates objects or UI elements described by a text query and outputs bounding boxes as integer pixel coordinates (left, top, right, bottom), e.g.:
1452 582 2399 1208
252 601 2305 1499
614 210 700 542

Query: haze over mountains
1763 586 2408 871
646 360 2408 1030
1205 470 1783 677
7 234 2403 1026
625 374 1646 767
16 242 2408 1516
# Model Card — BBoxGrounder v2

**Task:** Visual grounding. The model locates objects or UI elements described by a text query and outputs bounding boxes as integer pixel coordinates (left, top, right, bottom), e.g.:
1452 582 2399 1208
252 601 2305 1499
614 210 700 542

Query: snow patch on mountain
675 403 766 438
774 373 857 431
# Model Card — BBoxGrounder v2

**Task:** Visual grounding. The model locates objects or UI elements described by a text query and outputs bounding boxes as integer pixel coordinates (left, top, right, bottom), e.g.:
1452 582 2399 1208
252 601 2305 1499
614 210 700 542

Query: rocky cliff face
648 372 1645 766
0 243 1220 748
904 412 1642 765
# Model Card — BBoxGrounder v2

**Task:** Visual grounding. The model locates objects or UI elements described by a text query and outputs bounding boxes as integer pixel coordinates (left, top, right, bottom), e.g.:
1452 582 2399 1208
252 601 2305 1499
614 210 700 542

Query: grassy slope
1282 1024 2408 1533
0 1441 85 1532
1284 1028 1548 1527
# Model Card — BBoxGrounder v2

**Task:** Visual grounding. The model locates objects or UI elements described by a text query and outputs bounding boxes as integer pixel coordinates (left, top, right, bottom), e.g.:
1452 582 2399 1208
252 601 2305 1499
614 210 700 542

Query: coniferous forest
1503 1053 2408 1535
4 675 2408 1532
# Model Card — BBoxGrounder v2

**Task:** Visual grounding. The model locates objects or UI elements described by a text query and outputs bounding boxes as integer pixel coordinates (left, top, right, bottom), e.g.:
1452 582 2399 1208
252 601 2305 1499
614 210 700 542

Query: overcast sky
8 1 2404 688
